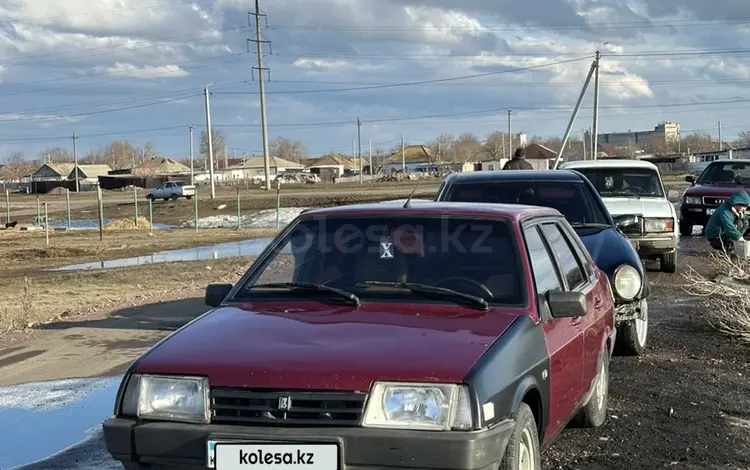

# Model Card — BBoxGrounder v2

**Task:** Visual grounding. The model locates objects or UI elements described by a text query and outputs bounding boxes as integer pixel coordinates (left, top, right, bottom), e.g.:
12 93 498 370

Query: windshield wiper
602 191 640 199
358 281 489 311
247 282 360 306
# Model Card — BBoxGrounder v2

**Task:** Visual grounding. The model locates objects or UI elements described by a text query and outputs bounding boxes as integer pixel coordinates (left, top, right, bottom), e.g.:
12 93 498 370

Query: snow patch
0 377 114 411
186 207 308 229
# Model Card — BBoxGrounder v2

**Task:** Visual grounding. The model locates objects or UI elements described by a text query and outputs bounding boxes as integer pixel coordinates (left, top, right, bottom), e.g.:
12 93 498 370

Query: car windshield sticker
605 176 614 189
380 238 394 259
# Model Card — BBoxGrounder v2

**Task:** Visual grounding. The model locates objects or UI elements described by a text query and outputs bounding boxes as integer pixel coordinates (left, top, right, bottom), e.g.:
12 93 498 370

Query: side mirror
205 283 233 307
546 290 587 318
667 189 680 200
613 214 640 230
685 175 695 183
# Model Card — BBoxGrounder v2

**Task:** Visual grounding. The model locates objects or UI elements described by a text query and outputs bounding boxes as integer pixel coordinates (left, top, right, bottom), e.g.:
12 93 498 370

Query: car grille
703 196 727 206
211 388 368 426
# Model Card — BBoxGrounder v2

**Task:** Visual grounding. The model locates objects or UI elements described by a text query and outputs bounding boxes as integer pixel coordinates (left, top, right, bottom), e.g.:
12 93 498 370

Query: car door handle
594 298 603 309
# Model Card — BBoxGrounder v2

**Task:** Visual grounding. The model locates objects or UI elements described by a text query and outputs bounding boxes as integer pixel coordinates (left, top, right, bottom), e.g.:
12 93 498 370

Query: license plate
208 442 339 470
707 209 716 215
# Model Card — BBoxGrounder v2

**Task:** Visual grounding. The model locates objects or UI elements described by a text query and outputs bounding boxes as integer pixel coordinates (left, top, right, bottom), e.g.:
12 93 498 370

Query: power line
213 56 593 95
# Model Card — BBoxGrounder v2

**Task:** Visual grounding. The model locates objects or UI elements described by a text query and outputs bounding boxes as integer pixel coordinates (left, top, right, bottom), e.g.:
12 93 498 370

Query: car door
153 183 165 198
522 222 584 440
554 221 609 383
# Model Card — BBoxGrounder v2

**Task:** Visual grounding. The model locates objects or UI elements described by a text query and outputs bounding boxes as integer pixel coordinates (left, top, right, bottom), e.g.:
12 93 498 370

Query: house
480 159 510 171
32 163 76 182
306 154 359 178
68 164 112 183
216 156 306 182
123 157 191 176
381 145 435 173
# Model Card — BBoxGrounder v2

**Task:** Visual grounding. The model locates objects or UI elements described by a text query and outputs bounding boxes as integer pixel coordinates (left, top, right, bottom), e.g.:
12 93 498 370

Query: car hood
685 184 750 197
576 226 643 279
600 197 675 218
135 302 522 391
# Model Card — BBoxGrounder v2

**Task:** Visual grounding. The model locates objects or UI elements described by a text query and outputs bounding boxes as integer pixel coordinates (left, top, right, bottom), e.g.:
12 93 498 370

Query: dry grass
0 257 253 333
682 252 750 344
0 227 278 272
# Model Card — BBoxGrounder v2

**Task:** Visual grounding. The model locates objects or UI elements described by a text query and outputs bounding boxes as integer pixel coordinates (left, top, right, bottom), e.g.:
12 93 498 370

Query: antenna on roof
403 174 423 208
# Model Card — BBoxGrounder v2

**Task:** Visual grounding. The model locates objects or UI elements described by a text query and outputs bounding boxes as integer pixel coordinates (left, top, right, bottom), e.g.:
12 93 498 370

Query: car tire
571 350 609 428
500 402 541 470
679 220 692 236
661 252 677 273
615 299 648 356
171 193 179 201
186 195 192 200
146 194 154 201
163 198 169 201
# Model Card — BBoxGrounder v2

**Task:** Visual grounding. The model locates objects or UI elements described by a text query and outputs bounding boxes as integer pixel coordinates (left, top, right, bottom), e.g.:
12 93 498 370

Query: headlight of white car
684 196 701 205
119 374 210 423
362 382 473 431
644 218 674 232
613 264 641 301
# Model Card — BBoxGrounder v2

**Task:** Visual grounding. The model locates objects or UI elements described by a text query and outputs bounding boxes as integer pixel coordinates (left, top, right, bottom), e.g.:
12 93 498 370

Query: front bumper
627 234 677 255
103 417 515 470
680 204 713 226
615 298 647 323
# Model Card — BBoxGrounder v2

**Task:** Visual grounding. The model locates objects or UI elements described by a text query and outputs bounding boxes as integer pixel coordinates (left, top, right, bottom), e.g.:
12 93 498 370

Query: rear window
174 182 185 186
442 181 609 225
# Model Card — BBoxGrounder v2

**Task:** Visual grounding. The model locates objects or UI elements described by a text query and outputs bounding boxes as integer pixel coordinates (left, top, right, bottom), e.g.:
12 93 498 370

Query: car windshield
233 215 525 307
441 181 610 226
574 168 664 198
697 162 750 185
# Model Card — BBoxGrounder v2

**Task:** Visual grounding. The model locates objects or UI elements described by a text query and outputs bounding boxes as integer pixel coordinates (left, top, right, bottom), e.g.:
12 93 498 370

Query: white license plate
208 442 339 470
707 208 716 215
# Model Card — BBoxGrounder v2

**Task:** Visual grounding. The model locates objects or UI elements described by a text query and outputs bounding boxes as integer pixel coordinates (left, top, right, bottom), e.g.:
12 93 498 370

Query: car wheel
163 198 169 201
500 403 540 470
186 195 192 200
679 220 692 236
146 194 154 201
171 193 179 201
615 299 648 356
571 350 609 428
661 252 677 273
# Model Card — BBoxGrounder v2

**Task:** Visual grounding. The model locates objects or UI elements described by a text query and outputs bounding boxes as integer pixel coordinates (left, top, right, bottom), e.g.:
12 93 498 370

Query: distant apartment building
593 121 680 149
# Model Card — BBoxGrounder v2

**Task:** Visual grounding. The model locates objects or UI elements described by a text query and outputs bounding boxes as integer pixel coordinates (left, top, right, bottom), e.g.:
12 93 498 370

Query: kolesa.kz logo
239 449 315 465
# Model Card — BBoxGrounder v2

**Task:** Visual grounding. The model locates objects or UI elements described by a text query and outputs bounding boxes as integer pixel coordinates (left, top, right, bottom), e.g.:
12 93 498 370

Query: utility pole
507 110 512 159
368 139 372 175
401 135 405 172
189 125 195 185
204 83 216 198
224 143 229 169
582 128 587 160
72 132 79 192
592 49 601 160
718 121 723 150
357 117 363 183
553 57 597 170
249 2 272 190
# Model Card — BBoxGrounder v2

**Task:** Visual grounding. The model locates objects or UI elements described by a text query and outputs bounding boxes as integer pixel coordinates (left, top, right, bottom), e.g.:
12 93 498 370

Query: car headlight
362 382 473 431
613 264 641 301
684 196 701 205
644 218 674 232
119 374 210 423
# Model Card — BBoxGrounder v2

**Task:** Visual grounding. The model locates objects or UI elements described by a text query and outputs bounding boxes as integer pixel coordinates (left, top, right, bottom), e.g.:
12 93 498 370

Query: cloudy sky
0 0 749 159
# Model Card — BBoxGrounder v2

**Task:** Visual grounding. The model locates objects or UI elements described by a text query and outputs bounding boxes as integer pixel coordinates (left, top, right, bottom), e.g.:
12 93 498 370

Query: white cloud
294 58 348 69
95 63 190 78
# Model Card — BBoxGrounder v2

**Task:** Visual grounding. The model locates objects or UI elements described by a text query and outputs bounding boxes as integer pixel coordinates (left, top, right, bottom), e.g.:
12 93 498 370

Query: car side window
559 223 595 280
540 223 585 290
523 225 563 295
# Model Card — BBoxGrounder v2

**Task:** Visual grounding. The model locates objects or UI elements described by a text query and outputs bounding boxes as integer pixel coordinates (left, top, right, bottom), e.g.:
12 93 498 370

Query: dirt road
2 237 749 468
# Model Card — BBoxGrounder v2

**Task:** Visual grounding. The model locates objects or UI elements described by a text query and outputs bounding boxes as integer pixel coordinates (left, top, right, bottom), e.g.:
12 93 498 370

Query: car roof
706 159 750 164
300 201 562 223
444 169 585 183
560 159 659 170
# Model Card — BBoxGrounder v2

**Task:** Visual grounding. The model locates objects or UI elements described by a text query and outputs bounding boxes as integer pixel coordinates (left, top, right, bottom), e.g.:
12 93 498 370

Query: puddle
47 237 277 271
0 377 119 469
46 219 177 230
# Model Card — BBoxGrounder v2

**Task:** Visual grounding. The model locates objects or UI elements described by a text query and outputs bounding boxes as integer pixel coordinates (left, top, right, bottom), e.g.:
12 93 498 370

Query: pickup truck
146 181 195 201
103 201 615 470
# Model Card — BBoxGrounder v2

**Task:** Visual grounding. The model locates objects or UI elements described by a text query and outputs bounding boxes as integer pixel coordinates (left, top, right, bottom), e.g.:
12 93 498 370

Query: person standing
503 147 534 170
704 190 750 254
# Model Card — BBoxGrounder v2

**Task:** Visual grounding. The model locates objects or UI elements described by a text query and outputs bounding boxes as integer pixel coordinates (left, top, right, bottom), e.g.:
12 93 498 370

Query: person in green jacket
704 190 750 253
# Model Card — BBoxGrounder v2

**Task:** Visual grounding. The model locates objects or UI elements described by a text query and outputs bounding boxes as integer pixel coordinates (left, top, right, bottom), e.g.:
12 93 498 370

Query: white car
560 159 679 273
146 181 196 201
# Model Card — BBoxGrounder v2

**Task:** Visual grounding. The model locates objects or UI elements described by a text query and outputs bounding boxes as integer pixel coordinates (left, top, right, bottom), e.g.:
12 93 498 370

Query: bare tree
0 152 37 182
681 131 715 153
270 137 308 162
485 131 506 160
452 133 485 162
99 140 139 169
143 142 156 158
200 129 226 167
426 133 455 163
38 147 72 163
733 130 750 148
